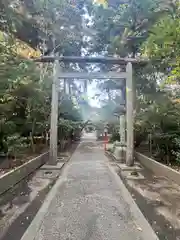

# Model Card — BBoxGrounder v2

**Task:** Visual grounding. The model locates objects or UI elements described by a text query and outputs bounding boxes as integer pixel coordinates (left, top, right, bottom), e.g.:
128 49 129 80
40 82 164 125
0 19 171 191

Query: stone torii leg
126 62 134 166
120 114 126 145
119 113 126 162
49 60 60 165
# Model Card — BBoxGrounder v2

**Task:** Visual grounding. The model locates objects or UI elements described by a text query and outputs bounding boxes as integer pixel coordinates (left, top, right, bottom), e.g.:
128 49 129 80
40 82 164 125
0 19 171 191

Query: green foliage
143 2 180 80
58 119 82 144
134 96 180 164
0 0 85 55
7 134 29 158
134 122 147 147
89 0 180 167
110 132 120 142
1 0 180 169
0 34 83 157
172 138 180 163
58 119 74 141
88 0 162 56
59 97 82 122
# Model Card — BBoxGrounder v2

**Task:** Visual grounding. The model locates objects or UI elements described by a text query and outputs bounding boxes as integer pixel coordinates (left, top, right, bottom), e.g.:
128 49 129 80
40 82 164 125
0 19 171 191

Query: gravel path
21 135 158 240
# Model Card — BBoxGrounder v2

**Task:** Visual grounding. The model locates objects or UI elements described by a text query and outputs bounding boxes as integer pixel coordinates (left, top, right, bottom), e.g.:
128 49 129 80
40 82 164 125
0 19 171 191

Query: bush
58 119 73 141
7 134 29 158
110 131 120 142
134 99 180 165
172 137 180 164
152 132 180 164
134 122 148 148
58 119 82 143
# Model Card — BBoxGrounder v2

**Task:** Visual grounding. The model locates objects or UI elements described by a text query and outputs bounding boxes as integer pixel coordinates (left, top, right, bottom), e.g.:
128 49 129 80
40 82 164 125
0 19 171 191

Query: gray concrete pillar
49 60 60 165
126 62 134 166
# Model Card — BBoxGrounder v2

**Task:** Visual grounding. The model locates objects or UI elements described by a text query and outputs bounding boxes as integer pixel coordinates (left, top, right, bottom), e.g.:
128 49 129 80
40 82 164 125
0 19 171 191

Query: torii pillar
126 62 134 166
49 59 60 165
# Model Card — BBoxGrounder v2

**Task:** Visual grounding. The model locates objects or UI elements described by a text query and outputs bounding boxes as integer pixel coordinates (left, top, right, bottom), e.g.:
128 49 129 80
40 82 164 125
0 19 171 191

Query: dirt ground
0 145 48 177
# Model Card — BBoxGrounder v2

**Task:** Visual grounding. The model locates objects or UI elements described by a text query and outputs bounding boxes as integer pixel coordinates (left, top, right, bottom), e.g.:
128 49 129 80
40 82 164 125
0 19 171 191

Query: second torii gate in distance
34 56 144 166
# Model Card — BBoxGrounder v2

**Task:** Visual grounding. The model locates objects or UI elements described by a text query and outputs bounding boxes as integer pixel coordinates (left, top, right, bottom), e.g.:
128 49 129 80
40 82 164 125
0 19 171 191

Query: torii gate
34 56 145 166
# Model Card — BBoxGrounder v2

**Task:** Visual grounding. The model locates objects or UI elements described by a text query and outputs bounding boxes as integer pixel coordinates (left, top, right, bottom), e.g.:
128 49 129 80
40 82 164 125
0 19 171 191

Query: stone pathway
21 135 158 240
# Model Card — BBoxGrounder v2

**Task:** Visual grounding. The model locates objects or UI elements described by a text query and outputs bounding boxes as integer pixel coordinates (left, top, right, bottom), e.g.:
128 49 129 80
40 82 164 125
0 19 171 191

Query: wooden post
126 62 134 166
49 59 60 165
